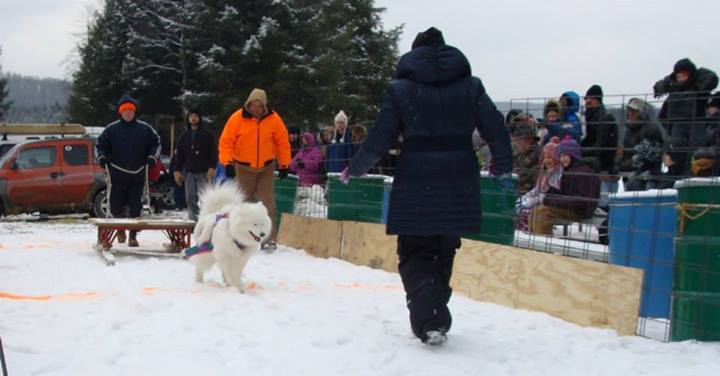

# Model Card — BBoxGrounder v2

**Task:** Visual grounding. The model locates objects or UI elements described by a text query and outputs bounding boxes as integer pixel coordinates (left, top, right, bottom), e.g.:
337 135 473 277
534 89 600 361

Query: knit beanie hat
556 135 582 160
116 94 138 114
585 85 603 103
411 27 445 49
334 110 348 124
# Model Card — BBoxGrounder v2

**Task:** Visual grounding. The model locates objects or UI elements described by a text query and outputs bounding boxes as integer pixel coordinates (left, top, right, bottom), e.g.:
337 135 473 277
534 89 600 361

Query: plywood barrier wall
278 214 643 335
277 213 342 259
452 239 643 336
340 221 398 273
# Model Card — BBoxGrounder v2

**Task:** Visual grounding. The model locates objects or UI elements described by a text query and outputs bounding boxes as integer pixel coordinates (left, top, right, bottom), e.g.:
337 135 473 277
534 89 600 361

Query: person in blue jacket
96 94 161 247
344 27 513 345
324 110 354 173
542 91 582 144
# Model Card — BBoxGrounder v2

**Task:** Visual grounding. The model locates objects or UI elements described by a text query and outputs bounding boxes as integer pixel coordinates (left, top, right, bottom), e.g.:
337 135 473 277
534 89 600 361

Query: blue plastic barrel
608 189 677 318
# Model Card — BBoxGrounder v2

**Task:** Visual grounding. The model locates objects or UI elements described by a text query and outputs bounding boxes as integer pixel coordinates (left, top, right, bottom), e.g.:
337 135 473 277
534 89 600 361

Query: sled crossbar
89 218 195 265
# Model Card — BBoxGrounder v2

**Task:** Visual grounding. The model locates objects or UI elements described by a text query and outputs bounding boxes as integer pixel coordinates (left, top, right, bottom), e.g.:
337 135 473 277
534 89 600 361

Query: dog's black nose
260 232 266 237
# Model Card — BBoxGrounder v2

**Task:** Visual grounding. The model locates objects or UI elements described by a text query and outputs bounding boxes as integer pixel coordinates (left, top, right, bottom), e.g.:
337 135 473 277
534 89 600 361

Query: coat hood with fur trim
544 99 562 117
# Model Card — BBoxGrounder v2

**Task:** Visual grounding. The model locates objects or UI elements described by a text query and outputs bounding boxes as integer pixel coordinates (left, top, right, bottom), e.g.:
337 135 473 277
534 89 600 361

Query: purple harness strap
183 212 246 258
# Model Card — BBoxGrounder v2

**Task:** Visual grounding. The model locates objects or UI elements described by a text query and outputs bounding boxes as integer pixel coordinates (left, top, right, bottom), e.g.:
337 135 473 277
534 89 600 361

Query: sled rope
109 162 145 175
104 164 153 216
676 203 719 235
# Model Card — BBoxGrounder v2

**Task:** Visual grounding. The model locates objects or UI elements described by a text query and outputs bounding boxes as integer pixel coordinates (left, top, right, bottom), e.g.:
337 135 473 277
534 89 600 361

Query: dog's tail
198 182 246 216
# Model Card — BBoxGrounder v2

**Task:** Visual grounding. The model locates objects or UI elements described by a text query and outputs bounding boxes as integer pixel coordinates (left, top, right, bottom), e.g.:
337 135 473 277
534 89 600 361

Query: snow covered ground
1 219 719 376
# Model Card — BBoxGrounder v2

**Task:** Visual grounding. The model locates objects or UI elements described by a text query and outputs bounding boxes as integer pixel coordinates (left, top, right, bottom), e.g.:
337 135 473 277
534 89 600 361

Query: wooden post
170 121 175 153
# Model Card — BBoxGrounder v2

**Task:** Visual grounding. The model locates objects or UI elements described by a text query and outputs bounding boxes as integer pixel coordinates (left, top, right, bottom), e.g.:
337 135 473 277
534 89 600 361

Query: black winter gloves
98 156 107 169
225 164 236 179
147 156 156 167
278 168 289 180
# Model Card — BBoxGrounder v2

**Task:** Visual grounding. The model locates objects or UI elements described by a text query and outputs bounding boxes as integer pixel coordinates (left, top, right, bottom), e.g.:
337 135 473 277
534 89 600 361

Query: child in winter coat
515 136 562 231
290 132 325 187
529 136 600 236
540 93 582 145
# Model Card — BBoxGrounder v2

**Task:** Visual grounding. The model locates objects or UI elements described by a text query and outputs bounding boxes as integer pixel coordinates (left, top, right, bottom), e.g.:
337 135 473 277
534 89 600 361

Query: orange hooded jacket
218 89 291 169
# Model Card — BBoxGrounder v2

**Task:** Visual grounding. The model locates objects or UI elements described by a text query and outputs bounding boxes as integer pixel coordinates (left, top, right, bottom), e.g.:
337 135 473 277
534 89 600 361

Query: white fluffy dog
184 183 272 293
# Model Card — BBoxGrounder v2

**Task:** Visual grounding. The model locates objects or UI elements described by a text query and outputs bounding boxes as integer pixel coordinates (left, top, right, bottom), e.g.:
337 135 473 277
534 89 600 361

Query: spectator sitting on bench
516 136 562 231
529 136 600 236
512 122 541 194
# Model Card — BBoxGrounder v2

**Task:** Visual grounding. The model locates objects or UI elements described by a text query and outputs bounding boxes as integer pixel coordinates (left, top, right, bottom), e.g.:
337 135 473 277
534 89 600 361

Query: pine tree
0 46 12 121
69 0 401 131
68 0 135 127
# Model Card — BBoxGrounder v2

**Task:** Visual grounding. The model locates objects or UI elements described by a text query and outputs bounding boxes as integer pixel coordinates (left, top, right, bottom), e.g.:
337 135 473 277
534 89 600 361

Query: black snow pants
109 170 146 218
397 234 460 341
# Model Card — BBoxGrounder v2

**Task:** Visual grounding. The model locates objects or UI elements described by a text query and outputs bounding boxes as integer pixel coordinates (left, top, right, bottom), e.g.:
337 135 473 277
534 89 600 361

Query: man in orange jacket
219 88 291 250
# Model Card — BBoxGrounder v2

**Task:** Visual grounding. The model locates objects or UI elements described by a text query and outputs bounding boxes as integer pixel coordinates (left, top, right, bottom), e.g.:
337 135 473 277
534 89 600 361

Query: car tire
92 189 109 218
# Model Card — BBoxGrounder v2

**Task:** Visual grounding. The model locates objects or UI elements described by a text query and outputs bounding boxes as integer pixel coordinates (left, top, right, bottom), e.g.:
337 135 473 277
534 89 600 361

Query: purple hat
556 136 581 160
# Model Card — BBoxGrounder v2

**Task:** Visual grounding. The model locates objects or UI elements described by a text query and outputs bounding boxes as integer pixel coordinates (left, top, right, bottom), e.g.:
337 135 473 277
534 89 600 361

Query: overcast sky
1 0 718 101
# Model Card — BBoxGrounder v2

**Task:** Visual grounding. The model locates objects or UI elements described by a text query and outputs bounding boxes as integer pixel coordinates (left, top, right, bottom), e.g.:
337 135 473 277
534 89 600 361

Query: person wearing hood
325 110 354 173
290 132 325 187
529 136 600 235
218 88 291 251
617 98 666 173
344 27 512 345
541 92 582 145
654 58 719 174
95 94 162 247
172 109 218 221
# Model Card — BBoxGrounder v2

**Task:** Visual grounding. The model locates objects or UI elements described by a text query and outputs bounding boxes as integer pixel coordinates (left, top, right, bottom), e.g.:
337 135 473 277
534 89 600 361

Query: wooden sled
89 218 195 266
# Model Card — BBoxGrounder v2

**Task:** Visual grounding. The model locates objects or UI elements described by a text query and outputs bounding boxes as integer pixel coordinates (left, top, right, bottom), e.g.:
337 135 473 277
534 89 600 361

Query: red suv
0 137 108 217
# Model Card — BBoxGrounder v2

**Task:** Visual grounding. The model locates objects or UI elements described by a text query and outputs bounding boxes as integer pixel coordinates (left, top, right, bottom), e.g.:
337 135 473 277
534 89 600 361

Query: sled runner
89 218 195 266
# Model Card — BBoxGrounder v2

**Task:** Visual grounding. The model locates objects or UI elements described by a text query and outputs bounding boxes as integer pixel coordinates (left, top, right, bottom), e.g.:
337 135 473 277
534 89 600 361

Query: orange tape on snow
0 291 106 301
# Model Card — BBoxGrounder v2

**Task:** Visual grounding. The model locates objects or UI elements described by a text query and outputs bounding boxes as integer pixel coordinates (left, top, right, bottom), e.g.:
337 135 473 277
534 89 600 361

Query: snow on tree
69 0 401 131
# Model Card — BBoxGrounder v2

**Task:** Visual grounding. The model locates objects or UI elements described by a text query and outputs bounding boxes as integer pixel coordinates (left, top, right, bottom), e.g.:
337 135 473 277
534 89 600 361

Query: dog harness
182 213 248 259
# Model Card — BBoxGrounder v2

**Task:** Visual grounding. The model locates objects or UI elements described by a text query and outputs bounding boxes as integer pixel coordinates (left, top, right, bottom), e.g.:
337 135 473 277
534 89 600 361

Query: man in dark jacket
96 94 162 246
345 27 512 345
654 58 718 174
582 85 618 175
172 109 218 221
617 98 666 173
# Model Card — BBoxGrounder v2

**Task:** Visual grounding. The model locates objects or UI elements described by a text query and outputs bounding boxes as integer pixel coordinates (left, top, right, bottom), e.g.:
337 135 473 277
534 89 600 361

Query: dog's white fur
186 183 272 293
